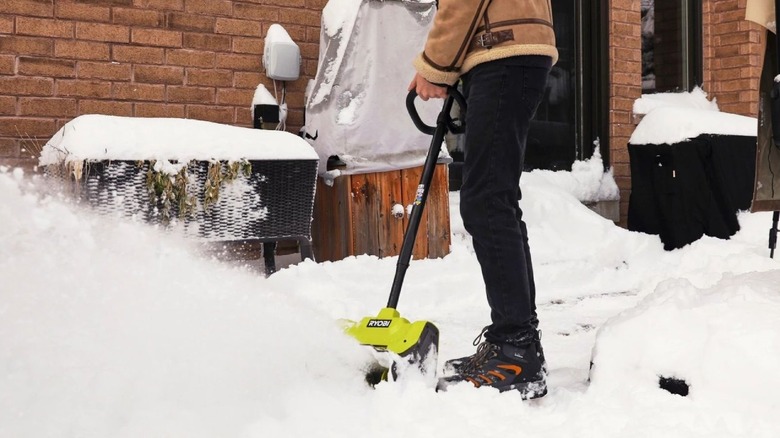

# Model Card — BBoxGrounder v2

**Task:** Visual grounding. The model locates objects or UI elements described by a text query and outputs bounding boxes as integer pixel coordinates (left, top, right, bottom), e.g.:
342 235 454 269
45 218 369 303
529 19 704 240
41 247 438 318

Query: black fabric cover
627 134 756 250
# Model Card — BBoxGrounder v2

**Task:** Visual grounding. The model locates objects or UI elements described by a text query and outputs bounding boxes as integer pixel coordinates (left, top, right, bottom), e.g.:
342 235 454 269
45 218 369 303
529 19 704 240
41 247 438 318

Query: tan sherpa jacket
414 0 558 85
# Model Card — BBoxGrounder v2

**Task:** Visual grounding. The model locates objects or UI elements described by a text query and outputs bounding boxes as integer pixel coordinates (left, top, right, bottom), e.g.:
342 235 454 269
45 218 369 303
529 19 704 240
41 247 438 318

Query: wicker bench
47 159 317 273
40 115 319 274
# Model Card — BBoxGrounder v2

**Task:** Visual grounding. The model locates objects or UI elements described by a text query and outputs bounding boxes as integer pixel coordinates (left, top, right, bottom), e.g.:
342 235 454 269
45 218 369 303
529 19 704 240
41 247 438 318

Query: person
408 0 557 398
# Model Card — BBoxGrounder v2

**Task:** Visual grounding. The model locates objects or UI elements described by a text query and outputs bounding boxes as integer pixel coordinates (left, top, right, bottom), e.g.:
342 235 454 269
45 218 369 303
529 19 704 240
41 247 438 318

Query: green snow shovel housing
344 86 467 385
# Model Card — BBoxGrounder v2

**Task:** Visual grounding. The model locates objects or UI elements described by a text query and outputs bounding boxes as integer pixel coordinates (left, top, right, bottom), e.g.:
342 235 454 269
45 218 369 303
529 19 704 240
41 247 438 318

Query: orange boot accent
478 374 494 384
465 376 481 387
487 370 506 381
497 364 523 375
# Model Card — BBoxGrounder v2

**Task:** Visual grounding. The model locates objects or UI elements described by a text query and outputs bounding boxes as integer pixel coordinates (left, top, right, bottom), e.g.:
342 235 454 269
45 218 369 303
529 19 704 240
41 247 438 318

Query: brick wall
0 0 325 170
702 0 763 117
609 0 643 225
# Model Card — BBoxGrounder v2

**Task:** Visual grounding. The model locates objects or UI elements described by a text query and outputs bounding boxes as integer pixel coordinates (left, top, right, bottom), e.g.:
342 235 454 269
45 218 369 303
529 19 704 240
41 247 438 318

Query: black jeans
460 55 552 345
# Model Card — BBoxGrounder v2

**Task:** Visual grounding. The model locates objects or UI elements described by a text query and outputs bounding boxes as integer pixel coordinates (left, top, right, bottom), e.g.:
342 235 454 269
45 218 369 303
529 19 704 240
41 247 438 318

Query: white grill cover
304 0 446 175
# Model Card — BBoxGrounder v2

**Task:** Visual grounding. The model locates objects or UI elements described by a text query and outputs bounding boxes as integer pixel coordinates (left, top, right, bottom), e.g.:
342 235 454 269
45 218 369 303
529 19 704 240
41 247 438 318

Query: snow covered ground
2 160 779 437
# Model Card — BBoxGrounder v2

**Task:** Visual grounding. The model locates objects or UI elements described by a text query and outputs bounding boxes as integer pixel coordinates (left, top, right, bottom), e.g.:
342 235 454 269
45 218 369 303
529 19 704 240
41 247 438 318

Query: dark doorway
525 0 609 171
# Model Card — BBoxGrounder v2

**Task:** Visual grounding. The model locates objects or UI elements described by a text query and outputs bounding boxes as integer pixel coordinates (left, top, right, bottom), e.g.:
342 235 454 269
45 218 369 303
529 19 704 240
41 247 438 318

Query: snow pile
630 88 757 145
591 271 780 412
3 157 780 436
39 115 318 165
524 148 620 203
629 107 757 145
633 86 719 115
0 169 369 437
251 84 277 107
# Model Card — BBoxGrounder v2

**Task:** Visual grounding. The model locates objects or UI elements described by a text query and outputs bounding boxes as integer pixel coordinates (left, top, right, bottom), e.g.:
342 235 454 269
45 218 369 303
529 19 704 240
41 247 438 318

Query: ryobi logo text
367 319 392 328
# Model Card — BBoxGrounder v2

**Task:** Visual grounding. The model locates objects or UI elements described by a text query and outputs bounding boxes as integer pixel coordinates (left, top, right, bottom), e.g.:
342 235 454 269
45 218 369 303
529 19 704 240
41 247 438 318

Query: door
525 0 608 171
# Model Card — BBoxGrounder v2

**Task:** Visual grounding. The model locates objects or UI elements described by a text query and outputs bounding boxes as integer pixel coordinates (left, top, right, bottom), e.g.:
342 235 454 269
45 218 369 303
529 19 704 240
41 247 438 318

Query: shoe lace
460 328 499 374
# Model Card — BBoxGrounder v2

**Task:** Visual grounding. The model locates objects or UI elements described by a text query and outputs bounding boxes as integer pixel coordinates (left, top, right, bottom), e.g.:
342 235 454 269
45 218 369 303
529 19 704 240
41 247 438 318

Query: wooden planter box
312 163 451 262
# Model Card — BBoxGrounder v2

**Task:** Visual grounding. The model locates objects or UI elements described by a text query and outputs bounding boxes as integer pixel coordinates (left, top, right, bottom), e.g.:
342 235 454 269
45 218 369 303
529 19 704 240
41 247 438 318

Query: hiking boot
443 329 547 377
442 327 489 376
438 340 547 399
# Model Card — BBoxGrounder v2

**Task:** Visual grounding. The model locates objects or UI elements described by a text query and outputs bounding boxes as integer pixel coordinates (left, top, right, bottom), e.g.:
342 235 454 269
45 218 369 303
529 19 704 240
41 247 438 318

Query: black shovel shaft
770 211 779 258
387 90 461 309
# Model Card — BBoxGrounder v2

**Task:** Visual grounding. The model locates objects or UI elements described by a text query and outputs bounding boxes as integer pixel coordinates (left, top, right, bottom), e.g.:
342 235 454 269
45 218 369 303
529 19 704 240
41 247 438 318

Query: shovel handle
406 87 467 135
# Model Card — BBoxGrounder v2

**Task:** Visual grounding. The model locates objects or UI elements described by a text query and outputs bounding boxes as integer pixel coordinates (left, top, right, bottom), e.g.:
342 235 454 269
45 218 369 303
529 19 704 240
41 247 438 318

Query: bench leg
263 242 277 275
299 238 314 262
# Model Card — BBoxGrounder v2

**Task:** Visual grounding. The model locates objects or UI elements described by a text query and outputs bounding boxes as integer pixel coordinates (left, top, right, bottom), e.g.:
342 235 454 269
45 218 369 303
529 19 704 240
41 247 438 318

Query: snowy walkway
1 166 779 437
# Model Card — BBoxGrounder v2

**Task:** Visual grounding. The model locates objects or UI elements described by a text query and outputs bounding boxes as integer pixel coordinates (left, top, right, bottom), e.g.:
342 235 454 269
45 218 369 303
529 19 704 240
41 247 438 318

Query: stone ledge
583 199 620 222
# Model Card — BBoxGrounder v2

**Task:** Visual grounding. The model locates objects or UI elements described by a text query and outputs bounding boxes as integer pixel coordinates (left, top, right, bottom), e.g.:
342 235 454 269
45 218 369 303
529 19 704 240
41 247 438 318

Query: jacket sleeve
413 0 491 85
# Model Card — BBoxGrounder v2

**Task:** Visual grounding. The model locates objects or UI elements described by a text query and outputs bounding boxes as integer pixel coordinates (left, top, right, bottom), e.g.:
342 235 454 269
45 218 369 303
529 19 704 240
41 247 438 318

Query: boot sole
436 377 547 399
502 379 547 399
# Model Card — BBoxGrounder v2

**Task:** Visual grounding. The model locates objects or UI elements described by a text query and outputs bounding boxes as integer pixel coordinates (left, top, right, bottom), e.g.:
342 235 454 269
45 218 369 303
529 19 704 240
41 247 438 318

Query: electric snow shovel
345 86 467 385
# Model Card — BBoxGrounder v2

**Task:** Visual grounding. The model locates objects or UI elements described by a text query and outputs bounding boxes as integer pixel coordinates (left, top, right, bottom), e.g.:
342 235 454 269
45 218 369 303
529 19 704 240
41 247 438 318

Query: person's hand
408 73 447 101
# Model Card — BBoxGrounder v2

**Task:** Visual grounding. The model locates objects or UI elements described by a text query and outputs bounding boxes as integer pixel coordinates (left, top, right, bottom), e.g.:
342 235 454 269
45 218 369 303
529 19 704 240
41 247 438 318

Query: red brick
234 72 264 89
19 97 78 117
185 0 232 16
299 42 318 60
305 26 320 44
0 137 20 156
233 3 279 21
232 37 264 55
166 49 215 68
183 33 230 52
134 65 184 85
0 77 54 96
16 17 74 38
0 16 14 34
274 25 305 42
166 12 215 32
18 57 76 78
112 83 165 101
112 46 165 64
186 68 232 87
134 0 184 10
215 88 252 106
303 59 318 76
81 0 133 5
253 0 306 5
215 53 262 72
131 29 182 48
285 78 307 93
0 96 15 115
76 23 130 43
167 86 215 103
235 107 251 126
55 40 110 61
79 99 133 116
113 8 165 27
0 55 15 75
55 2 111 22
215 18 262 37
186 105 234 124
0 157 40 172
279 9 321 27
0 0 54 17
56 80 111 99
287 110 303 128
134 102 185 118
77 61 132 81
0 118 57 137
305 0 325 7
0 36 54 57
